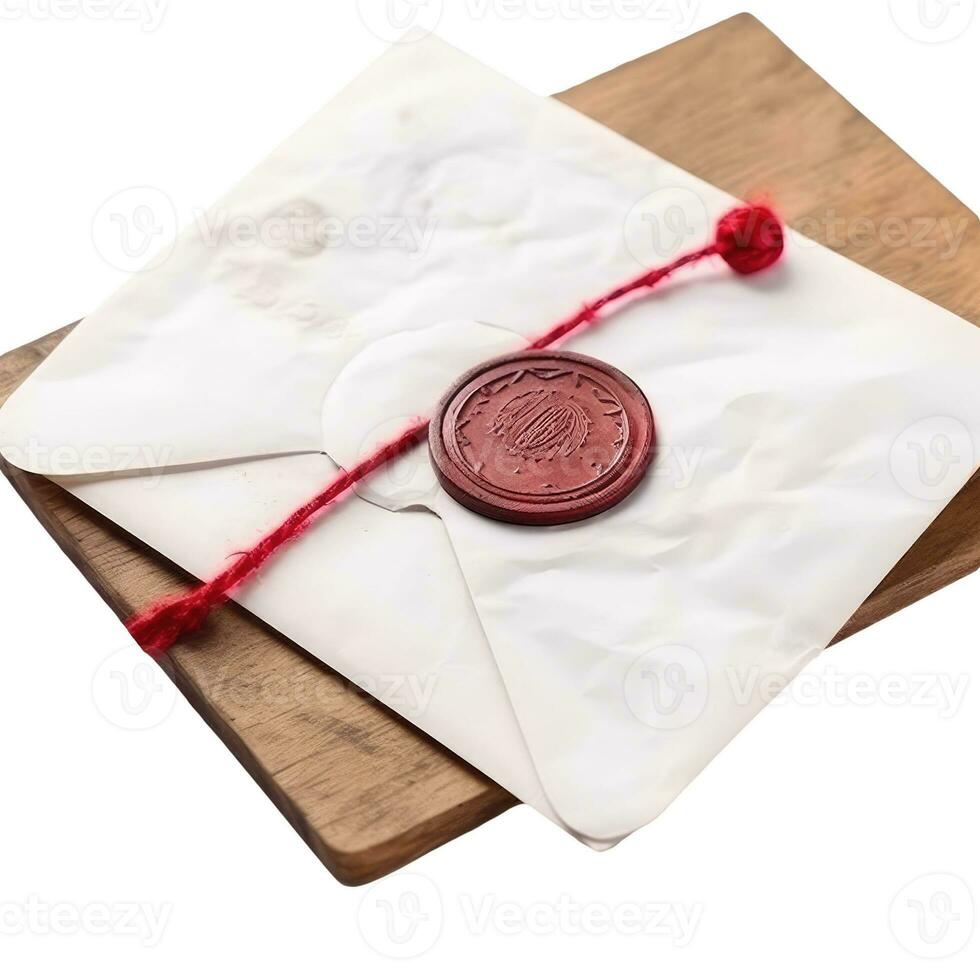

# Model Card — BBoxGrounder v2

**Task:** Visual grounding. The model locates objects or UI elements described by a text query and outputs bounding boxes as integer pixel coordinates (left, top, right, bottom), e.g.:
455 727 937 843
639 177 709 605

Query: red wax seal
430 350 655 525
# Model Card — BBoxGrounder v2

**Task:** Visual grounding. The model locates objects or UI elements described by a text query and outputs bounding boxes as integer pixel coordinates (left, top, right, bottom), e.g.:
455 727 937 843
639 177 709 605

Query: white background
0 1 977 975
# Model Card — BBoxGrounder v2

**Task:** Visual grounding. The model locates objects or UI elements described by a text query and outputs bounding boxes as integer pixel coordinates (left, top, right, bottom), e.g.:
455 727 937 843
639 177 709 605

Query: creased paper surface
2 35 979 845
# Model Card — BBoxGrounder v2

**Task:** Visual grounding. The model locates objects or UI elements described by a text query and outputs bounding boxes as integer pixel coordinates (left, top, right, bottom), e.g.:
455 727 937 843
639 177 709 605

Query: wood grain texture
1 14 977 883
558 13 979 641
0 326 516 886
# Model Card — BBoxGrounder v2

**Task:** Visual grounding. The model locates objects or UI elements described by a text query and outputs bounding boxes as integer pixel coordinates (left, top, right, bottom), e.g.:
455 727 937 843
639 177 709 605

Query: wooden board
2 14 977 884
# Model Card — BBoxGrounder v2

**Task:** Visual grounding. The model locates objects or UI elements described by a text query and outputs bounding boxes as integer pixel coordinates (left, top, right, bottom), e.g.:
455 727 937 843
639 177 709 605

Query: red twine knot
126 202 785 655
714 204 784 276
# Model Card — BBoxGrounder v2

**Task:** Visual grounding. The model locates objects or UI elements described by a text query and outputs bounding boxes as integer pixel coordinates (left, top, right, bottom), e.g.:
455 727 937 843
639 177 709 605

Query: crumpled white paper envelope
2 34 979 846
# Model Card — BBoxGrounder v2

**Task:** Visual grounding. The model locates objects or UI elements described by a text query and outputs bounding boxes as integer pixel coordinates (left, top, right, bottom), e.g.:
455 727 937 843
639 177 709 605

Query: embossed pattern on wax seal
430 350 656 525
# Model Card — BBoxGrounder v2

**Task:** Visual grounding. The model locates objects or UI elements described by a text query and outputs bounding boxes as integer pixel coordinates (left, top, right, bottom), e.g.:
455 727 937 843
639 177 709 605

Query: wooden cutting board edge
2 13 977 884
0 328 518 886
0 437 519 885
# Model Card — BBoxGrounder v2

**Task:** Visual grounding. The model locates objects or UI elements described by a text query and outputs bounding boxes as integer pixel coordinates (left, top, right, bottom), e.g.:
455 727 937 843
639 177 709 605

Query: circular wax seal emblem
430 350 655 525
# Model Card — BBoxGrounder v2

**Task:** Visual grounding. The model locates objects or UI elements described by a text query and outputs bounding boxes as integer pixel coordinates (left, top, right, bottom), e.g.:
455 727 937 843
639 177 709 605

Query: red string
127 204 784 655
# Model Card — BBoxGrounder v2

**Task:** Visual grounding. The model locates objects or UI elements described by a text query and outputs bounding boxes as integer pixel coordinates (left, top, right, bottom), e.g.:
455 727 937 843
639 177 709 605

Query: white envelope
2 35 979 847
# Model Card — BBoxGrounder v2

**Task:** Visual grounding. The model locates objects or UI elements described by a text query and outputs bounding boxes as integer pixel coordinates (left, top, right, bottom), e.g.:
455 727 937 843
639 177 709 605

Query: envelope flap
424 237 980 841
0 277 347 476
316 222 980 843
6 30 980 846
0 33 695 477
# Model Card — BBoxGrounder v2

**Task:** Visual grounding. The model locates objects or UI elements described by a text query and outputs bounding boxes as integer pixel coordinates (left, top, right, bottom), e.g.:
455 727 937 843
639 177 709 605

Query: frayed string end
125 418 430 656
124 206 784 656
